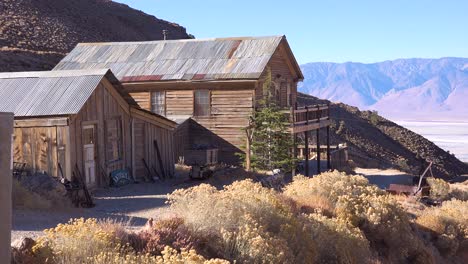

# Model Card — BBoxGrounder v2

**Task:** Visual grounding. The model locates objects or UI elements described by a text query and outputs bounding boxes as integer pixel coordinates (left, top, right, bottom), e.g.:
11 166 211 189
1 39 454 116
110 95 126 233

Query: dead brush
12 179 51 209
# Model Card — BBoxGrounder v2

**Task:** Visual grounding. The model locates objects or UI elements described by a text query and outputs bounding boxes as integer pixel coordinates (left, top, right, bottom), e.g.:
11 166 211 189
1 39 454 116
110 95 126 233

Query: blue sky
115 0 468 64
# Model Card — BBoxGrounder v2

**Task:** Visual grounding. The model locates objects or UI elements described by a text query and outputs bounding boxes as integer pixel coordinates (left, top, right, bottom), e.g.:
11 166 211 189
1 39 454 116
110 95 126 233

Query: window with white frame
194 90 210 117
151 91 166 116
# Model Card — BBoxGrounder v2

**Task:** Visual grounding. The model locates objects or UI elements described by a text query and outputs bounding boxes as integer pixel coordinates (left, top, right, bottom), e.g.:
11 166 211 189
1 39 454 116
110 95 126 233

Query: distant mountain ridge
299 57 468 120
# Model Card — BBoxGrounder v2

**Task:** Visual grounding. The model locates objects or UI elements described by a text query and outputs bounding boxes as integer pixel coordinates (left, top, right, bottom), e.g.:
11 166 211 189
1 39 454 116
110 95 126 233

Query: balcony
291 104 332 133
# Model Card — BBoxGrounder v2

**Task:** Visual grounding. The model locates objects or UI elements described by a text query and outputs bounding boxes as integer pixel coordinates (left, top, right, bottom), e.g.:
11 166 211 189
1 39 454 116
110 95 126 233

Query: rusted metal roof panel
53 36 290 82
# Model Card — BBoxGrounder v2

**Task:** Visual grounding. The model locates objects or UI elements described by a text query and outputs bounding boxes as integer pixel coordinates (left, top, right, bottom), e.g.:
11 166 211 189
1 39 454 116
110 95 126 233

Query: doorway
82 125 97 187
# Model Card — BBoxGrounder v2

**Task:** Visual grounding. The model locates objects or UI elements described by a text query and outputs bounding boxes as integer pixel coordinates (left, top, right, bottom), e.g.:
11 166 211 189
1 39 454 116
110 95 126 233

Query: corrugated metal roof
53 36 302 82
0 69 125 117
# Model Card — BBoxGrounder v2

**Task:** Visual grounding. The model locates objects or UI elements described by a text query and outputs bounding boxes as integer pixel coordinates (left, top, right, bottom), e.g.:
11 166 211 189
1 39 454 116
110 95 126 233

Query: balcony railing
291 104 331 133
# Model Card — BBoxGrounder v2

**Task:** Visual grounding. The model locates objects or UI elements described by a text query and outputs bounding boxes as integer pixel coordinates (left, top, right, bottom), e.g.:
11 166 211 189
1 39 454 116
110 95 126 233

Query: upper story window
151 91 166 116
194 90 210 117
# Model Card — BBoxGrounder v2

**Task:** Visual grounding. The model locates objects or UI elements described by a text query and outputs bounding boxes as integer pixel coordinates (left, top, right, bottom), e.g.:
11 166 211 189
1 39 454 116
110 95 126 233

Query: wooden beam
130 107 176 130
316 128 320 174
278 43 302 81
293 119 332 134
101 79 130 115
327 126 331 170
122 80 257 92
305 130 309 176
14 117 69 127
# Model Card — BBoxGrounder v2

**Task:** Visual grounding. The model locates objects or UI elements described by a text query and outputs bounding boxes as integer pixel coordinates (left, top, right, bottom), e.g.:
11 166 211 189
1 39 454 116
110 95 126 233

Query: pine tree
242 68 296 172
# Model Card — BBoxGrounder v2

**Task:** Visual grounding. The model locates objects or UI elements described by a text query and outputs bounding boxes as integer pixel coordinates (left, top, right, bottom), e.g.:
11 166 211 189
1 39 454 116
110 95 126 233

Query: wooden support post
246 137 251 171
317 128 321 174
304 105 309 176
304 131 309 176
291 105 296 177
327 102 331 170
327 126 331 170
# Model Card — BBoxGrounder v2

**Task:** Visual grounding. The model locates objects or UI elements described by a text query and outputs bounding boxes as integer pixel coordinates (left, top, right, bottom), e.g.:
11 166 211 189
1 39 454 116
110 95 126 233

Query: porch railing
291 103 330 133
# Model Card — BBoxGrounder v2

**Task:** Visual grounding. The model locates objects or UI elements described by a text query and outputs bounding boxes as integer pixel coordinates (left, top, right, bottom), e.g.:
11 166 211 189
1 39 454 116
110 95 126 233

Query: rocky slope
0 0 190 71
297 93 468 179
299 58 468 120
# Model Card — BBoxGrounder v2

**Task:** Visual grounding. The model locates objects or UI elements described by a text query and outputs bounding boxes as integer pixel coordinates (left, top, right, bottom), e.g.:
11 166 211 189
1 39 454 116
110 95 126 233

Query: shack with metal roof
0 69 176 187
53 36 314 164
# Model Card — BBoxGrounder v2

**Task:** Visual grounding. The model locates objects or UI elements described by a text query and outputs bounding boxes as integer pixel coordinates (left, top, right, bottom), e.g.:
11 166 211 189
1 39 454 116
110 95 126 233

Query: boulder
11 237 36 264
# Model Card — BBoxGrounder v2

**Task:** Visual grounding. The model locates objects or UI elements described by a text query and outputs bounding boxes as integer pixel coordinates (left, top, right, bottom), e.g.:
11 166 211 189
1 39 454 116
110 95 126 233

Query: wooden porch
291 103 332 176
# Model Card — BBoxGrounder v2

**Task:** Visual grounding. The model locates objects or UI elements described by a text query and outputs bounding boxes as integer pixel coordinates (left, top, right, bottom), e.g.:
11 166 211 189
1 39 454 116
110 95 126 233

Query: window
151 91 166 116
194 90 210 117
106 118 122 162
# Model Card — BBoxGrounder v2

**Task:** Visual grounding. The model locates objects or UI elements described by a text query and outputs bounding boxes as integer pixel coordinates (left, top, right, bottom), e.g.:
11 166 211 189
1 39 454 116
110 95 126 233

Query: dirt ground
355 167 415 189
12 178 192 241
11 166 421 242
11 166 252 242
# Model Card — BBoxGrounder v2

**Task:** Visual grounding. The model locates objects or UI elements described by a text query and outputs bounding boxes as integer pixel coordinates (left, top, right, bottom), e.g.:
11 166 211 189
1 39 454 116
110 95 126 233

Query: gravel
12 178 195 242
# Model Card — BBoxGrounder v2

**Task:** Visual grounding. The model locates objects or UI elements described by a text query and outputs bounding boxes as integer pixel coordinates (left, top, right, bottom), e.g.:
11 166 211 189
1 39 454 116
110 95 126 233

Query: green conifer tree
242 68 296 172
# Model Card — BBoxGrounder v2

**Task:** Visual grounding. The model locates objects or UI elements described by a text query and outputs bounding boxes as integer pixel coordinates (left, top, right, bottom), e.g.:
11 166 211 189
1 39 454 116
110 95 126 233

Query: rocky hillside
0 0 190 71
297 93 468 179
299 58 468 120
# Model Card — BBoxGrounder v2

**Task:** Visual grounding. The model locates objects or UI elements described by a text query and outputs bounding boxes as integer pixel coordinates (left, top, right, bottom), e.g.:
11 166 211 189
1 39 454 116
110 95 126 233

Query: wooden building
53 36 331 169
0 69 176 187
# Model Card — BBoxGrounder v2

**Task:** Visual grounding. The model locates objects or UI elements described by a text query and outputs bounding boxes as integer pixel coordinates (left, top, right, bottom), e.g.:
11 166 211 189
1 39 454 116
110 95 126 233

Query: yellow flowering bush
168 180 316 263
33 218 122 263
92 246 228 264
284 171 432 263
416 199 468 257
306 213 372 263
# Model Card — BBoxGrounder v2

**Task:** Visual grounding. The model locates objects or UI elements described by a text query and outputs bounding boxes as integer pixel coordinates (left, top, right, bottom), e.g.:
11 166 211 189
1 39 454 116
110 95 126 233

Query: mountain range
299 57 468 121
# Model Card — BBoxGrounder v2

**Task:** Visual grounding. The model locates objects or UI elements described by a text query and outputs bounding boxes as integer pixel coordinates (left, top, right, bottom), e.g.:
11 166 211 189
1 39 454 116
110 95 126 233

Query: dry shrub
416 199 468 258
168 180 316 263
427 178 450 200
220 214 292 263
306 213 372 263
32 218 122 263
284 171 433 263
92 246 228 264
12 179 51 209
291 193 335 216
138 217 203 256
449 182 468 201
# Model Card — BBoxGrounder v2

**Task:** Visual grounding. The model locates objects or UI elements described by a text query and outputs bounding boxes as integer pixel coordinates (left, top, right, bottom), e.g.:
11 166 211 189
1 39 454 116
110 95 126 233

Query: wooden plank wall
13 126 66 178
133 116 175 180
129 92 150 110
173 119 190 163
256 45 297 108
69 79 132 187
166 90 194 116
194 89 253 163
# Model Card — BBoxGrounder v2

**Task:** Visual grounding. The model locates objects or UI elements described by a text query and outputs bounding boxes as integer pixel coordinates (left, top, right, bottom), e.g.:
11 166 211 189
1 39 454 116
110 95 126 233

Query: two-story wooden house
53 36 331 168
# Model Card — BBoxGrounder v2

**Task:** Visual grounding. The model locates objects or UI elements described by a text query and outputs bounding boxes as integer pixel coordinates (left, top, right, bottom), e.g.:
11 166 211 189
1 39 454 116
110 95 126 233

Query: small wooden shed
0 69 176 187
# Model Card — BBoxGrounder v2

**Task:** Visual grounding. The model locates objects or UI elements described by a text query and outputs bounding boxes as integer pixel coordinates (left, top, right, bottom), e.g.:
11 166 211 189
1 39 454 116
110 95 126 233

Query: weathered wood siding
173 119 190 162
130 92 150 110
69 78 132 186
166 90 194 116
193 89 253 163
13 125 67 178
256 45 298 108
132 117 174 180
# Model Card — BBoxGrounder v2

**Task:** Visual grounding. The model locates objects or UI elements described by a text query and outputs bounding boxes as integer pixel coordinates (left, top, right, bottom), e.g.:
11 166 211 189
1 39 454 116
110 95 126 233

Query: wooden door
83 125 96 186
134 122 146 180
